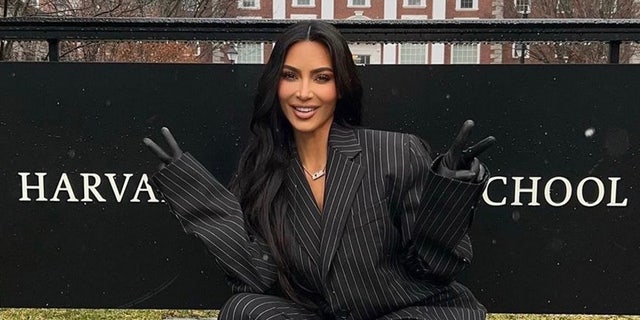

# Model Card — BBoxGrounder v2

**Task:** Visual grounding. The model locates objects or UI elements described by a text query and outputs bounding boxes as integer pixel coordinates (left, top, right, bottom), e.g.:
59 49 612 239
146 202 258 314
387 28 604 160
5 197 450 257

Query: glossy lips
292 106 319 119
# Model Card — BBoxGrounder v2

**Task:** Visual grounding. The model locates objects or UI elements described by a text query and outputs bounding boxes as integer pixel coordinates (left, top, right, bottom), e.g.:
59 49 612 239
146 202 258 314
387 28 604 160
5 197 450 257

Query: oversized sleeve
398 134 487 283
151 152 278 293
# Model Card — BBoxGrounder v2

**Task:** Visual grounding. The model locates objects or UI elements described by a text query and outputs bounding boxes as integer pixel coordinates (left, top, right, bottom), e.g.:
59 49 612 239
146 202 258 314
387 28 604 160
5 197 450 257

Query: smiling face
278 40 338 139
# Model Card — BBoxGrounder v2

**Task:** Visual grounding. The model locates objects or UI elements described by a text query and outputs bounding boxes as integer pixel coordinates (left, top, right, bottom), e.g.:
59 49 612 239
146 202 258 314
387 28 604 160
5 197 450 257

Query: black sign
1 63 638 314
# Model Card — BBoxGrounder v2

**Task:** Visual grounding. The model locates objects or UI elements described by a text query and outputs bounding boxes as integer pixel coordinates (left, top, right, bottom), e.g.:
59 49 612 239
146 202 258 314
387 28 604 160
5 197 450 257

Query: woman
144 20 493 320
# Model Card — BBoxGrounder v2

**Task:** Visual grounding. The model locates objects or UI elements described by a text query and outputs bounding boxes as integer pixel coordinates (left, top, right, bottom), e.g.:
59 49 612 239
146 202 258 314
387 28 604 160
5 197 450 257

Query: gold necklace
302 165 326 180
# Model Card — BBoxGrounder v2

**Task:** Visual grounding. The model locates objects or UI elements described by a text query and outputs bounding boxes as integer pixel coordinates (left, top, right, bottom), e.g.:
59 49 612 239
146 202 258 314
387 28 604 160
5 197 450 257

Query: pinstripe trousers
152 123 487 320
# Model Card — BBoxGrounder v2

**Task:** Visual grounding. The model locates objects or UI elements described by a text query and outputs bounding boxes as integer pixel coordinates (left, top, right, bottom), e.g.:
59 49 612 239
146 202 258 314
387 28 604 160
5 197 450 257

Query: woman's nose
296 80 313 100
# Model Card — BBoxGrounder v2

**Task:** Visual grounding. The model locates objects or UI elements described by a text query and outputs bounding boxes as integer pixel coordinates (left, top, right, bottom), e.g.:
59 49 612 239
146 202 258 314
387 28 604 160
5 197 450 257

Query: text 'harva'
18 172 161 203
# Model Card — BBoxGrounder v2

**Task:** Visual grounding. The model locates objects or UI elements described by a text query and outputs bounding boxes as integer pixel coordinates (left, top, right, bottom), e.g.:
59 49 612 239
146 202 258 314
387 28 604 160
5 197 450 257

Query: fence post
609 40 621 64
47 39 59 62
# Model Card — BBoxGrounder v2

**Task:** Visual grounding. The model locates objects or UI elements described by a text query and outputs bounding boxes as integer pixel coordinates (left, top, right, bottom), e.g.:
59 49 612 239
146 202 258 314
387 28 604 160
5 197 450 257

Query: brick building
223 0 501 64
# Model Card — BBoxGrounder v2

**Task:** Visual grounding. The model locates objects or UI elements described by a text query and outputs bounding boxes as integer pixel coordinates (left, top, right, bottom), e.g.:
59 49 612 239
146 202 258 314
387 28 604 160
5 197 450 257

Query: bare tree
504 0 640 63
1 0 237 62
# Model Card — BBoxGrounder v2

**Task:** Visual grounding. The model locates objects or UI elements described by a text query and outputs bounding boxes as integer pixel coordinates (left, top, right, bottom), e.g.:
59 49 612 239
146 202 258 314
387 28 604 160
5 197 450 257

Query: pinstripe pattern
152 123 487 320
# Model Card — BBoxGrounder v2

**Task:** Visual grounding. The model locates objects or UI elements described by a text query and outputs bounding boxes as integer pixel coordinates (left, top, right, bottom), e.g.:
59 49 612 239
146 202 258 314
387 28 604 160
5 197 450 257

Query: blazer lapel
286 159 322 265
320 124 364 280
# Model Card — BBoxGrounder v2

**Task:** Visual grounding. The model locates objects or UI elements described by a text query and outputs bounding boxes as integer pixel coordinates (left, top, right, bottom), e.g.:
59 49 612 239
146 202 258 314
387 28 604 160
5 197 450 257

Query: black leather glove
437 120 495 182
142 127 184 170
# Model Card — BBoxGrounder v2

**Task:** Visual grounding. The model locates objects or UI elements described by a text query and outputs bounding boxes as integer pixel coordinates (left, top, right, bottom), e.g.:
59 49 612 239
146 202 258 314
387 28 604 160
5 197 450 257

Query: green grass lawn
0 309 218 320
0 309 639 320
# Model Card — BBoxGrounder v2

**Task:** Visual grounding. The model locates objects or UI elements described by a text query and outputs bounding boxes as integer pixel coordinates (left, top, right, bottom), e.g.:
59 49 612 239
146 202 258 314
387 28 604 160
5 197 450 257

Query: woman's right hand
437 120 495 182
143 127 183 170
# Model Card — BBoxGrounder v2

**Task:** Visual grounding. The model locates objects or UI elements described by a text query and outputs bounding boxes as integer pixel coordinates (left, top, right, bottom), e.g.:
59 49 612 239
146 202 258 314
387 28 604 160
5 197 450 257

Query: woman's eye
281 71 297 81
315 73 333 83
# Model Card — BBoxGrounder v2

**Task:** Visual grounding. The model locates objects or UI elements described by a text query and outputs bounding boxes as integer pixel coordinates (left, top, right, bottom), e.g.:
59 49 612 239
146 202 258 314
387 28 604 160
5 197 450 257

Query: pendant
311 169 326 180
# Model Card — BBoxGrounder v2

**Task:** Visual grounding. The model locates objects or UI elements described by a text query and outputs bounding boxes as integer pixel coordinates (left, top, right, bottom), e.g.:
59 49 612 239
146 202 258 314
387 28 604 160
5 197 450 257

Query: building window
556 0 571 14
512 43 530 59
403 0 425 7
293 0 314 7
399 44 427 64
238 0 259 9
352 54 371 65
457 0 477 10
514 0 531 14
236 43 264 64
349 43 380 64
600 0 617 15
348 0 370 8
451 44 479 64
183 0 198 11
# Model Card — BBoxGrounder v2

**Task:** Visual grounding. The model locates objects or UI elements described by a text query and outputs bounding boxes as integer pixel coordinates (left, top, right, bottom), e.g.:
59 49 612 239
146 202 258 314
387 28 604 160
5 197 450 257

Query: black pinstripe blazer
152 123 487 320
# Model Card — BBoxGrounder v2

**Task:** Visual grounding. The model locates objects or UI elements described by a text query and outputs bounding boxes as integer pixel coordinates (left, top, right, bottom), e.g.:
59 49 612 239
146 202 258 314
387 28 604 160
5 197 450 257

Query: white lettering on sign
18 172 161 203
482 176 628 207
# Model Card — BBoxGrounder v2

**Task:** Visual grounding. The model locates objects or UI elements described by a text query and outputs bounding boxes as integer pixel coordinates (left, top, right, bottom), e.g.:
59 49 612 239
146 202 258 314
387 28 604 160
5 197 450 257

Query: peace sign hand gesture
437 120 496 182
143 127 184 170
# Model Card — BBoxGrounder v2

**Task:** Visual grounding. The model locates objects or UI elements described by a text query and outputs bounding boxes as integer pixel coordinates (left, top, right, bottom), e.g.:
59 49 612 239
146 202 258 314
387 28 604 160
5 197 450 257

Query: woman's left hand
438 120 495 182
143 127 184 170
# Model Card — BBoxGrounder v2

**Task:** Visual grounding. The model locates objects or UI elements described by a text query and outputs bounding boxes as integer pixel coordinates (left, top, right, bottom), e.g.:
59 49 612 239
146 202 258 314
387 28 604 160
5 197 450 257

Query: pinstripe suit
152 123 487 320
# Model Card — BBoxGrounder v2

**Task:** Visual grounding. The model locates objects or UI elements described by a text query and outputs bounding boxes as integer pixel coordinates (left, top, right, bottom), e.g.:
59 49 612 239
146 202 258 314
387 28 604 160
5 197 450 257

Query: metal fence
1 17 640 63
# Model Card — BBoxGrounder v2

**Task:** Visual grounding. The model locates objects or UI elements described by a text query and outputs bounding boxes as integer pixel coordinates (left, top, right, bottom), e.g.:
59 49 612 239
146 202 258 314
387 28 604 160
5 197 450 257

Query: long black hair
229 20 363 311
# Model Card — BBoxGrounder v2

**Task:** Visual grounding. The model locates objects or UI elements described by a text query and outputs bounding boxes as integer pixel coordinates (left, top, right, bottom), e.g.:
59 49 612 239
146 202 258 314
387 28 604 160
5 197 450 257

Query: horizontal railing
2 17 640 62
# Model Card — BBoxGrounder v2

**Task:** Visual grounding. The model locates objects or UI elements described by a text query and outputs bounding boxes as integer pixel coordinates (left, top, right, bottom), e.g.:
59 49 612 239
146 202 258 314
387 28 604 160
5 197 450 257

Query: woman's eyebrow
311 67 334 73
282 65 300 73
282 65 333 74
